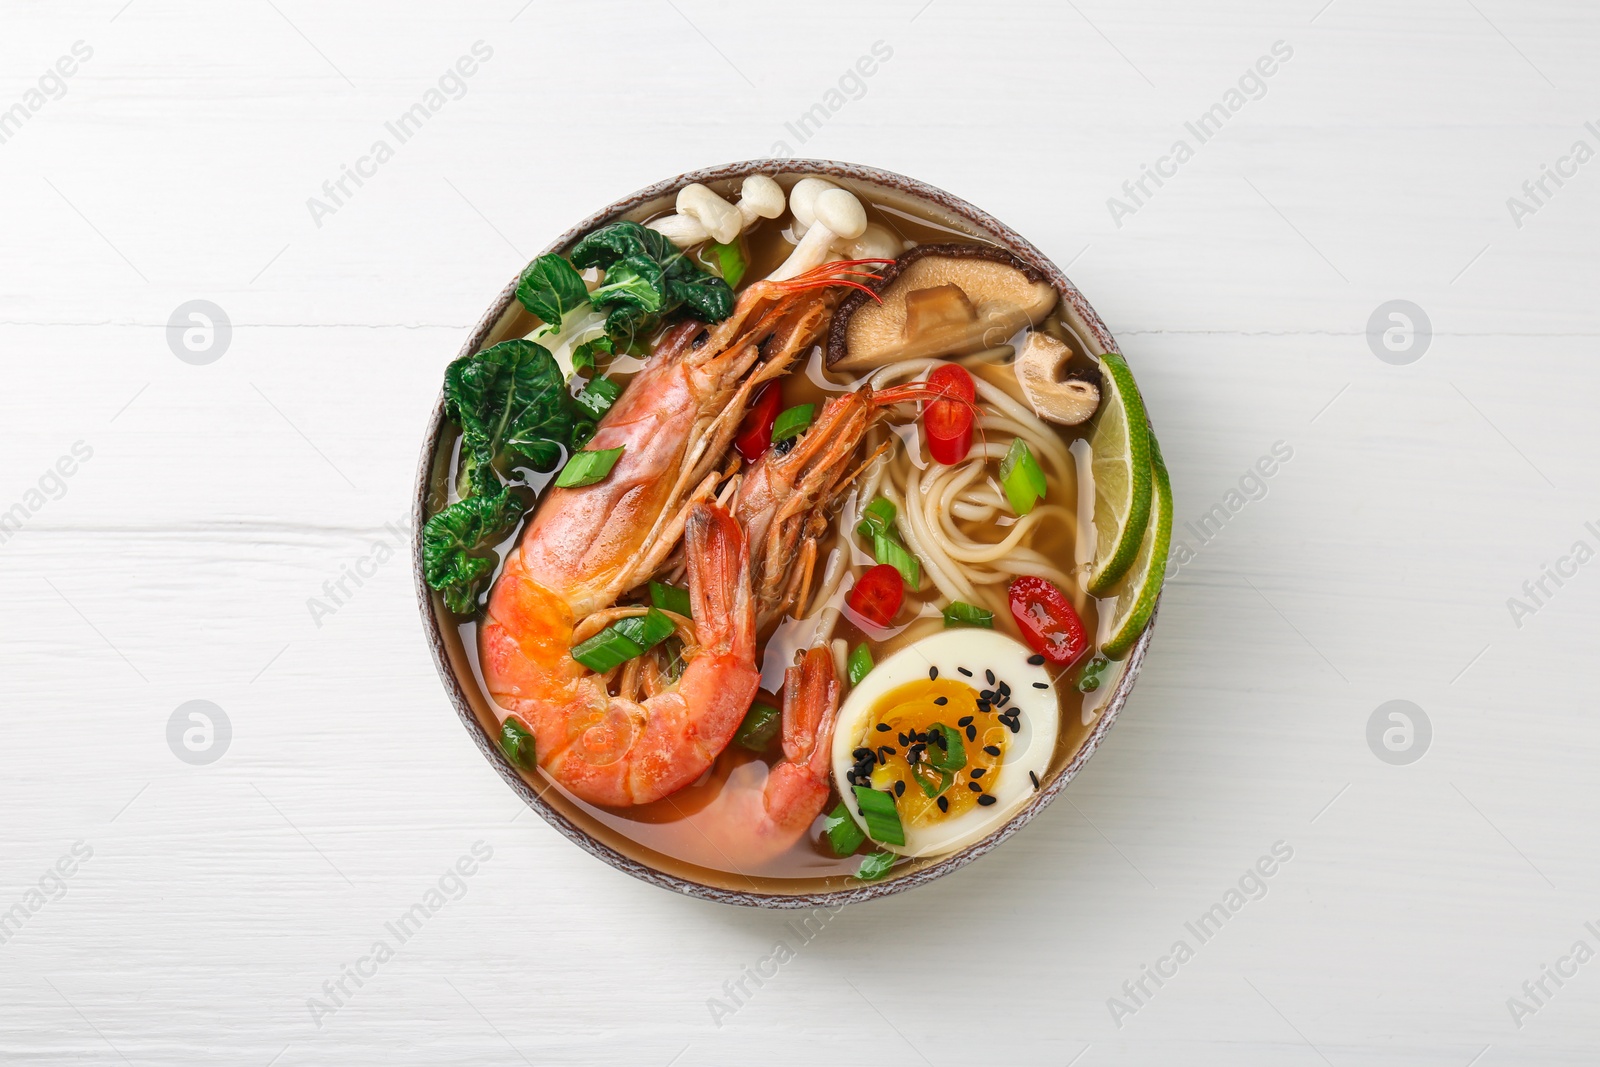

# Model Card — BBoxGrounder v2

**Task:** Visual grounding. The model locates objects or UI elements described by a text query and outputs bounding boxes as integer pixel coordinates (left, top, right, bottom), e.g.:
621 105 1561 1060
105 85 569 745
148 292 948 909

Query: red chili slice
848 564 905 627
735 381 782 462
924 363 975 465
1008 576 1089 665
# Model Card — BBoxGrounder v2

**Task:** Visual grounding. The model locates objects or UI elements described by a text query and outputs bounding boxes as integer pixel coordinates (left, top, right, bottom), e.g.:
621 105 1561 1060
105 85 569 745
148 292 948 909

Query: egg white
830 629 1059 857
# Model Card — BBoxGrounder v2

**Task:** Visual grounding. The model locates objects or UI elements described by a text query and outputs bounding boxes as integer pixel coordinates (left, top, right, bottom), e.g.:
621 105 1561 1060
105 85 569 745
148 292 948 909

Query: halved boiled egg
830 629 1058 857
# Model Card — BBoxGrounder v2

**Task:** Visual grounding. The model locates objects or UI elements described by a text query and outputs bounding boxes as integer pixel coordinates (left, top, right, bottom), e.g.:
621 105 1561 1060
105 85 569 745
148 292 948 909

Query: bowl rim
412 158 1159 908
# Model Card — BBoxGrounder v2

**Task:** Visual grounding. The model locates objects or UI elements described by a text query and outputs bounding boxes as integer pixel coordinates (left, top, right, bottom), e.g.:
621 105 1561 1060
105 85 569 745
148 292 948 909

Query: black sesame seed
1032 681 1048 689
1029 771 1040 791
977 794 997 806
877 746 894 761
983 745 1001 756
998 682 1011 696
846 771 857 785
853 747 873 760
937 796 950 812
1026 654 1045 666
957 667 973 677
1006 719 1020 734
979 690 994 702
876 723 890 733
965 725 977 741
894 780 906 797
934 732 948 750
970 767 985 778
968 781 983 792
985 669 996 685
958 716 973 727
928 666 938 680
898 732 909 745
933 696 948 706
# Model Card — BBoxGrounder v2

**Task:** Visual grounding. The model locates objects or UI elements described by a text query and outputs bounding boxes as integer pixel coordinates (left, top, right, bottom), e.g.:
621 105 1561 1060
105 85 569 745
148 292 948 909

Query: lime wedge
1101 436 1172 659
1086 351 1153 595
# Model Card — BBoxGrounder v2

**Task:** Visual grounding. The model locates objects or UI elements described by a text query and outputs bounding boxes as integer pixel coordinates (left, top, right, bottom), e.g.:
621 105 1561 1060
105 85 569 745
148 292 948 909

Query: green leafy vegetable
853 785 905 847
444 339 581 493
734 702 782 753
570 607 675 672
568 220 734 342
666 271 735 322
855 851 896 881
499 717 535 769
942 602 995 629
924 723 967 773
515 253 590 326
571 335 613 377
824 801 868 856
772 403 815 443
554 446 624 489
570 220 682 272
847 643 873 686
422 486 524 614
1000 437 1048 516
589 254 665 316
648 581 692 618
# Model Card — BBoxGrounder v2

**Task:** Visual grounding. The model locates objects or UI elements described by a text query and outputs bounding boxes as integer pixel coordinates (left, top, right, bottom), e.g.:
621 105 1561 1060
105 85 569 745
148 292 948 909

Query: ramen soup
422 173 1163 894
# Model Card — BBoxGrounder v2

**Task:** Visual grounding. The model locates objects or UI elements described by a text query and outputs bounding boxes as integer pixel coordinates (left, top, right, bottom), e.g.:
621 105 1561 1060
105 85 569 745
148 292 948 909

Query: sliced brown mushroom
1016 332 1100 426
826 243 1059 371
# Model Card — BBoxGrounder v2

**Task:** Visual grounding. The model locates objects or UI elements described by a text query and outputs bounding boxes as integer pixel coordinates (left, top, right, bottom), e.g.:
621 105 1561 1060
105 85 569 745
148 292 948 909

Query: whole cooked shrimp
480 261 875 806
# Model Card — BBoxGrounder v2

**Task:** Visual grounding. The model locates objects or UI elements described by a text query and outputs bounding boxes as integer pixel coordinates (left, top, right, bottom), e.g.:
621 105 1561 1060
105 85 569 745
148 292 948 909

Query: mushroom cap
675 183 741 245
1016 331 1101 426
789 177 839 231
738 174 786 220
812 188 867 241
825 243 1060 371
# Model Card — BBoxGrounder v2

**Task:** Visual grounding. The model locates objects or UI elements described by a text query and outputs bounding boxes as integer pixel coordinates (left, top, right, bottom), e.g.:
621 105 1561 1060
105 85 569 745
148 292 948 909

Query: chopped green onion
924 723 967 772
554 445 624 489
853 784 905 847
708 241 748 288
575 376 622 419
912 764 953 798
648 580 692 618
734 701 781 753
942 601 995 629
660 635 687 682
847 643 874 686
569 607 674 671
999 438 1048 515
499 717 535 769
872 533 920 588
1076 654 1111 693
856 496 896 541
772 403 815 443
855 851 896 881
823 801 867 856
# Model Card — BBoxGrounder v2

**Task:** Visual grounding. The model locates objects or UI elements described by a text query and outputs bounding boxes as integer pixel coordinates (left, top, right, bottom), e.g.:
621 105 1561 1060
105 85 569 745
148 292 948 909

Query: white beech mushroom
1015 332 1101 425
646 213 709 248
784 177 841 240
768 187 868 281
676 183 742 245
839 222 904 262
736 174 786 229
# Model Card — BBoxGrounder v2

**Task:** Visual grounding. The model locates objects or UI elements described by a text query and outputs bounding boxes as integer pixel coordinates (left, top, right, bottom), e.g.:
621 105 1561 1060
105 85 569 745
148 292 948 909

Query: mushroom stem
647 213 710 248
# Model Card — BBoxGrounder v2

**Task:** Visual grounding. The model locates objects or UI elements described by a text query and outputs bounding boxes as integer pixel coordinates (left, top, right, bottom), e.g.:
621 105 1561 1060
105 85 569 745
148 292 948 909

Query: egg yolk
861 678 1008 826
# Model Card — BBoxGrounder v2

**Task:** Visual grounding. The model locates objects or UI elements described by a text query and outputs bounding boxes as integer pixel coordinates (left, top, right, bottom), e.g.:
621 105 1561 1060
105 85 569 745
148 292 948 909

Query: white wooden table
4 1 1598 1063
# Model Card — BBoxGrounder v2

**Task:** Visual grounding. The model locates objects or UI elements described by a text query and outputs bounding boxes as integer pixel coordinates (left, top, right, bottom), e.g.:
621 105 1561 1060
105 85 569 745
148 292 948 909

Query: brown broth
444 179 1123 894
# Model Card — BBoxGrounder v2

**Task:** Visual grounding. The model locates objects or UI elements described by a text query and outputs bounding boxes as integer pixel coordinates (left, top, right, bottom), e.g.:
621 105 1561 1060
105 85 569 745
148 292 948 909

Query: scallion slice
648 580 692 618
999 437 1048 515
772 403 815 443
853 784 906 847
734 701 781 753
872 533 920 588
856 496 896 541
924 723 967 772
575 376 622 419
569 607 673 672
942 601 995 629
554 445 624 489
823 801 867 856
1076 654 1111 693
855 851 896 881
912 764 953 798
847 643 873 686
711 241 748 288
499 717 535 769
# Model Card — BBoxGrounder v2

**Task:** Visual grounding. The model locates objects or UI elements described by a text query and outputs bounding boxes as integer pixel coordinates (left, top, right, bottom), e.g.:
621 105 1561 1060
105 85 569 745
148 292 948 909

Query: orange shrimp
664 646 840 868
480 260 876 806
